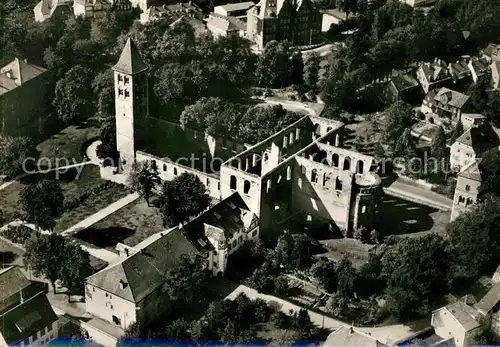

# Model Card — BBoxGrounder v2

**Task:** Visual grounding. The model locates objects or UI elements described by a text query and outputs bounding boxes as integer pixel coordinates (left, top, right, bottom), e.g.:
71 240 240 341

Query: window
124 90 130 98
105 293 109 298
244 180 251 194
465 184 470 191
31 334 37 342
206 178 210 188
218 182 221 190
118 88 124 96
118 74 123 82
110 304 114 310
230 175 237 190
163 164 167 172
112 315 121 326
252 230 257 237
174 167 178 176
361 206 366 213
311 169 318 183
459 196 465 203
92 287 95 292
124 76 129 85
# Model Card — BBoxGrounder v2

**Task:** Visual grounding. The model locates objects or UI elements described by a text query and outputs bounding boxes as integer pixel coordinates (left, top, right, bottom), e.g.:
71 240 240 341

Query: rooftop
0 291 58 345
112 38 148 75
207 13 246 32
442 301 480 332
455 123 500 155
323 326 387 347
431 87 470 109
458 159 482 182
321 8 348 20
474 282 500 315
215 1 254 12
0 266 31 304
0 58 47 96
86 227 200 303
390 74 419 92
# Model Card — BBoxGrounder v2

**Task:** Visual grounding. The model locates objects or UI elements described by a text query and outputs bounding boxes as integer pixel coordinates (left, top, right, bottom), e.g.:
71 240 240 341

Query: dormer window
120 279 128 289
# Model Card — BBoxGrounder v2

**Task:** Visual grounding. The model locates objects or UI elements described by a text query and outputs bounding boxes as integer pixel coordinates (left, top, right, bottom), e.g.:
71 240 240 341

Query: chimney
349 327 354 335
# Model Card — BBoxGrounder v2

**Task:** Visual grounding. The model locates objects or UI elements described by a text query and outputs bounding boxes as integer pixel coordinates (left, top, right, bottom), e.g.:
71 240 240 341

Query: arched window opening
335 134 340 146
357 160 364 174
314 124 321 136
230 175 237 190
344 156 351 171
287 166 292 180
332 153 339 167
267 179 271 192
289 132 294 144
244 180 251 194
174 167 178 176
163 164 167 172
323 173 330 186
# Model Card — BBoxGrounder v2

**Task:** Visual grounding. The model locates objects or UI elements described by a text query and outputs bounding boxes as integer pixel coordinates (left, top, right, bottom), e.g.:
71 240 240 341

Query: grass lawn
36 124 100 164
0 165 130 233
76 199 165 251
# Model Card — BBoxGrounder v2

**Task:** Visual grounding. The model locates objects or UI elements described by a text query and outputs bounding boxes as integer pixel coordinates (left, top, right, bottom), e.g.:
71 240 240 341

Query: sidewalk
61 192 139 236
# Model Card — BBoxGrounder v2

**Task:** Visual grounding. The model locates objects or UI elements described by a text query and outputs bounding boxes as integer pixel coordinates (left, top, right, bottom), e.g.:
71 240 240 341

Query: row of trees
180 99 302 144
128 165 210 227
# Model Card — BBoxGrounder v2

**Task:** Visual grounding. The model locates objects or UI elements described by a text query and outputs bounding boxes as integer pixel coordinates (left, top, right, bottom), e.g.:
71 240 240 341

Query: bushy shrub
3 225 35 245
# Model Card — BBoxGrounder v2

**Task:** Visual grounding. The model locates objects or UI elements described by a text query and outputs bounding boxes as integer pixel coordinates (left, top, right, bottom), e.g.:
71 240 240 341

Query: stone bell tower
112 37 149 171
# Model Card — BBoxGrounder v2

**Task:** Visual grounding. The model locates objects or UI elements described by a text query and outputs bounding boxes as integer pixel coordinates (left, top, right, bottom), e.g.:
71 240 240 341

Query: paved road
384 178 453 211
262 98 317 116
226 285 430 346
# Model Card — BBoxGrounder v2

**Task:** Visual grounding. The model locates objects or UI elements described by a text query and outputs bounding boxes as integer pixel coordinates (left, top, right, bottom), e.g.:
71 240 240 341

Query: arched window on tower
357 160 364 174
230 175 237 190
287 166 292 180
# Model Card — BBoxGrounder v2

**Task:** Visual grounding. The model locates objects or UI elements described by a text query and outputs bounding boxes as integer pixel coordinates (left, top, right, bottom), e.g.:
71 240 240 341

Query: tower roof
112 38 148 75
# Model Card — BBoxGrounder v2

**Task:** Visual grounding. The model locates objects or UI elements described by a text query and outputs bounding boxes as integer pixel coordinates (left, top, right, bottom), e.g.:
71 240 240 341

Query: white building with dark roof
0 266 59 347
214 1 255 20
421 87 470 124
206 13 247 38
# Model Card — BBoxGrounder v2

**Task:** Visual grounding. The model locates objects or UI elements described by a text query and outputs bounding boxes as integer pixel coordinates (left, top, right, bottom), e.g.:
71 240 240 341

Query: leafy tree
159 172 210 226
165 319 190 341
431 126 447 161
467 78 489 113
128 161 161 206
255 40 292 88
478 151 500 200
336 0 359 19
336 257 357 298
327 293 350 317
24 234 67 293
162 254 211 306
384 101 414 150
311 258 337 292
238 105 301 144
0 136 35 178
53 65 94 124
382 234 450 319
20 179 64 232
447 196 500 279
303 52 321 90
449 119 464 143
292 309 314 336
58 241 93 302
274 232 295 269
486 92 500 127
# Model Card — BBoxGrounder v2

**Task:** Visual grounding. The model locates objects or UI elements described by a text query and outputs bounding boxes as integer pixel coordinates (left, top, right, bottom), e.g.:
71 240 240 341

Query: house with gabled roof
0 266 59 347
84 192 259 335
450 123 500 171
206 13 247 38
383 73 421 104
0 58 50 137
467 57 491 84
450 159 482 222
416 59 451 94
421 87 470 124
482 43 500 63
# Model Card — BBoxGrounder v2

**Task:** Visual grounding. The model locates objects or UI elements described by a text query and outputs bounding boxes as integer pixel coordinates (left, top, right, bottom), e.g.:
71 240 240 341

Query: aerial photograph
1 0 500 345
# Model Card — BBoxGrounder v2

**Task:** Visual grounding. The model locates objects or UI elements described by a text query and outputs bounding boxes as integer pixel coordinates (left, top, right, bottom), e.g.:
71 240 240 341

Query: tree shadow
74 227 135 248
375 194 438 236
0 251 18 265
